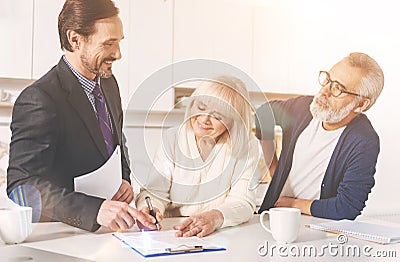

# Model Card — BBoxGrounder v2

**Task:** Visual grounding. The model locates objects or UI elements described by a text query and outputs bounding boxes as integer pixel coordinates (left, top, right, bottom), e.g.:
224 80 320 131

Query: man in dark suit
7 0 156 232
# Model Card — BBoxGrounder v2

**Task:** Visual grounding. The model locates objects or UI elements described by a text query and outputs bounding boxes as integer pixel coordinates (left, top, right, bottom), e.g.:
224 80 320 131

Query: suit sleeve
7 87 104 232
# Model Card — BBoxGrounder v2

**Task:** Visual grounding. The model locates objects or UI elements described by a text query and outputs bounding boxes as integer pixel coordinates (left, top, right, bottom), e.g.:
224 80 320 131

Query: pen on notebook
145 196 160 231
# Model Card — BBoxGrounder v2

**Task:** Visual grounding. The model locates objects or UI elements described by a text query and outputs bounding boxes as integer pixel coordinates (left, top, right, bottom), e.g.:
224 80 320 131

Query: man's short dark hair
58 0 119 52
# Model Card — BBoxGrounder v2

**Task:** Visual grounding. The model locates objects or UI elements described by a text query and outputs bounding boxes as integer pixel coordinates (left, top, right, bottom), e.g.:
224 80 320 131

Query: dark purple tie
93 84 114 156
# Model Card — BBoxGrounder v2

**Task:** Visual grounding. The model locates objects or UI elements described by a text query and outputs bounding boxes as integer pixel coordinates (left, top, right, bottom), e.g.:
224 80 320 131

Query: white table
1 215 400 261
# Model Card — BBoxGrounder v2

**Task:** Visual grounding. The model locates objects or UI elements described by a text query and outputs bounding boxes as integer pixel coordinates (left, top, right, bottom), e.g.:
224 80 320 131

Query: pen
145 196 160 231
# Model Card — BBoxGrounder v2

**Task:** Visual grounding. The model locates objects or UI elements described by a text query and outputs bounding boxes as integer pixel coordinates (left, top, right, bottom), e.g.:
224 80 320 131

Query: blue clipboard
113 231 226 258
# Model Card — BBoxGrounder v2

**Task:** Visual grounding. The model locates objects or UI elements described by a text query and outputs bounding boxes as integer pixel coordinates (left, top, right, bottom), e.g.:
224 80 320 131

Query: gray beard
310 96 360 123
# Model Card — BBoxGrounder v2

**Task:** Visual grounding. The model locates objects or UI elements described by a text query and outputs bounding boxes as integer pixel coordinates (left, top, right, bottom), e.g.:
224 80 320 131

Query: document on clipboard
74 146 122 200
113 230 226 258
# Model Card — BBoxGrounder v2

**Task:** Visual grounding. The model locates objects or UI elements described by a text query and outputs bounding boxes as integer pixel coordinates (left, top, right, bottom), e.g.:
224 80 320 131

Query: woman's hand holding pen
174 210 224 238
137 206 163 230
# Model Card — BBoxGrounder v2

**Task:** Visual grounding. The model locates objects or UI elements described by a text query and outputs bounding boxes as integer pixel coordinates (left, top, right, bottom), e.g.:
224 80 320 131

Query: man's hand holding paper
111 179 134 204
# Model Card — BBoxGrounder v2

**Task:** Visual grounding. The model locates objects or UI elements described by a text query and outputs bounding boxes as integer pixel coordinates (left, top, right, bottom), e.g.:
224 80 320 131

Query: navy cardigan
256 96 380 220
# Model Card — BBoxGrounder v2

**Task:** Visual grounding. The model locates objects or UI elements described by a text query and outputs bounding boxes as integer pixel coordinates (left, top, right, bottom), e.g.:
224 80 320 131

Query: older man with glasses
256 52 384 220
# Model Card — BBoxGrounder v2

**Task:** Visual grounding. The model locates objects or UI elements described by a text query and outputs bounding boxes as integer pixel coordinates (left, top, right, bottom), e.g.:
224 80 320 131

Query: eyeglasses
318 71 363 98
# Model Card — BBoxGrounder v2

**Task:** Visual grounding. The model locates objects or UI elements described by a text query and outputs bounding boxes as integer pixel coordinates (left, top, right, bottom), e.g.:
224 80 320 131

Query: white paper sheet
113 230 225 257
74 146 122 200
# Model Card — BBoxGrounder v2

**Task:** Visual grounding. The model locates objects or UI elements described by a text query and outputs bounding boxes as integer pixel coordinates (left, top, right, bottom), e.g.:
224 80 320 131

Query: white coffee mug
259 207 301 243
0 206 32 244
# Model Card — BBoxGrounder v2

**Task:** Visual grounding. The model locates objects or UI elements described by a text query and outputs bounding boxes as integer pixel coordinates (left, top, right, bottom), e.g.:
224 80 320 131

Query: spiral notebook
308 219 400 244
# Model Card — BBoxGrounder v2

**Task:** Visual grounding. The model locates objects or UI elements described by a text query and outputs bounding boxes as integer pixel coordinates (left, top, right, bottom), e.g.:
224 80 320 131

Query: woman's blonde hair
185 76 253 157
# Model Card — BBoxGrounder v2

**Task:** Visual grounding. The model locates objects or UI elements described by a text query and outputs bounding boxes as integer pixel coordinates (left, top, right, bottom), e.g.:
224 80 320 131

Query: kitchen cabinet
0 0 63 80
174 0 253 83
251 1 351 95
125 0 255 111
32 0 64 79
0 0 173 111
2 0 313 110
126 0 174 111
0 0 34 79
252 4 292 93
104 0 175 111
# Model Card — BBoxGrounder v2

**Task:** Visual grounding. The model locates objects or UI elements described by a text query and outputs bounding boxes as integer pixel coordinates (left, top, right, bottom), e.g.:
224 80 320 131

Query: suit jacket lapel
56 59 109 160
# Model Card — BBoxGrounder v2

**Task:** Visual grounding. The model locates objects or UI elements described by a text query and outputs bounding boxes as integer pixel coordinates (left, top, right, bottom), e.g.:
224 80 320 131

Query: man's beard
80 52 113 79
310 95 360 123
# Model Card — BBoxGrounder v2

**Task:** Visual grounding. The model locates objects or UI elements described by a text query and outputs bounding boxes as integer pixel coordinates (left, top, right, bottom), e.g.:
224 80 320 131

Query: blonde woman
136 76 265 237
